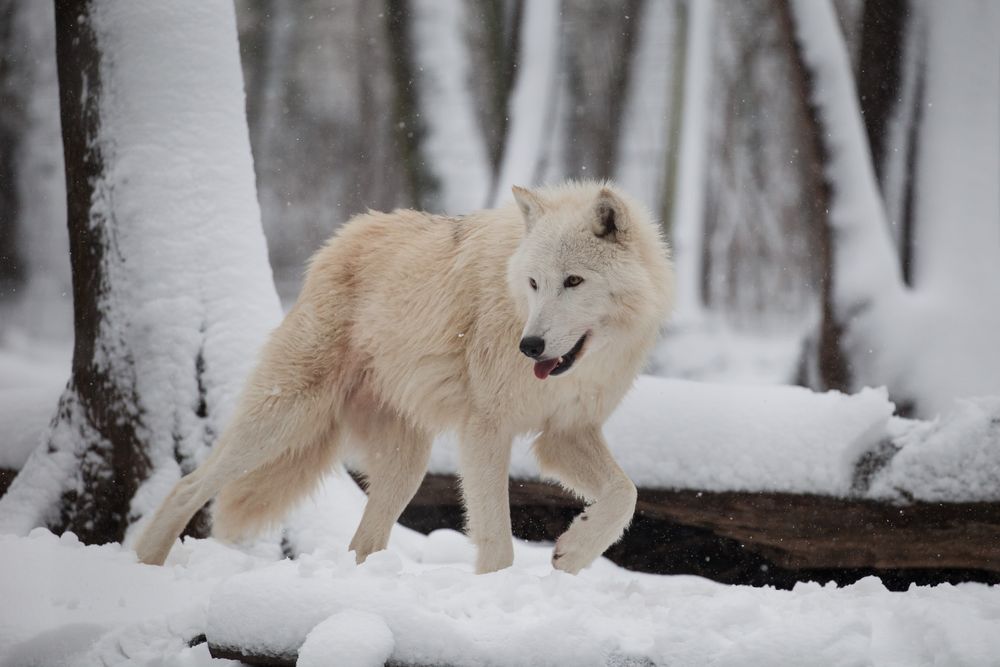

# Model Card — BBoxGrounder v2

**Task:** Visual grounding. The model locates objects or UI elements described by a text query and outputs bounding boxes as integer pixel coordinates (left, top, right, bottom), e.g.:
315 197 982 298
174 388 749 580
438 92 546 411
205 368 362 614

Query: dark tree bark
0 0 27 295
51 0 149 543
561 0 645 180
856 0 908 184
855 0 921 285
778 0 852 392
468 0 524 204
659 0 688 238
384 0 437 209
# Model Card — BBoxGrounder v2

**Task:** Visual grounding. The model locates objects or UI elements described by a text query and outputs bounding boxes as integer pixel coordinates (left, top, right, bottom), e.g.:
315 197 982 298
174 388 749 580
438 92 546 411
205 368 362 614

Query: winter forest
1 0 999 665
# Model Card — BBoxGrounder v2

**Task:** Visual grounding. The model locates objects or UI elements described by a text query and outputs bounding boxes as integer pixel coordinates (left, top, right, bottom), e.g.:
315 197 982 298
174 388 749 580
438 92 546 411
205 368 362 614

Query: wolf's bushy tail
212 421 340 541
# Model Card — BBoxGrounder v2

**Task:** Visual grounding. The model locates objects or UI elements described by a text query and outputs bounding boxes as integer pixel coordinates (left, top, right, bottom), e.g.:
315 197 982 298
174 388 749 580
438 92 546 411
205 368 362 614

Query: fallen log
397 473 1000 589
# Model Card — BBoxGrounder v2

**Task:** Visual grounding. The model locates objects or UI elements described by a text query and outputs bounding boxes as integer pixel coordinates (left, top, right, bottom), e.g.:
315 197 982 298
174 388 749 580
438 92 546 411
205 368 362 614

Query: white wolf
135 181 673 574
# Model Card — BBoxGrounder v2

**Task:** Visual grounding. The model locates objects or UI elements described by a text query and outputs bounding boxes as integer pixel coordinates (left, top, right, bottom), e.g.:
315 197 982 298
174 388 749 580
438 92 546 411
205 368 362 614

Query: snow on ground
650 317 808 385
3 471 1000 667
0 334 69 470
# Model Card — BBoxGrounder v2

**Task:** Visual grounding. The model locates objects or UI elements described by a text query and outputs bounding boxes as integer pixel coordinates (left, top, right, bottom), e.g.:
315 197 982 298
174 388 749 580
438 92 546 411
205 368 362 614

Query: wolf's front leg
533 426 637 574
458 422 515 573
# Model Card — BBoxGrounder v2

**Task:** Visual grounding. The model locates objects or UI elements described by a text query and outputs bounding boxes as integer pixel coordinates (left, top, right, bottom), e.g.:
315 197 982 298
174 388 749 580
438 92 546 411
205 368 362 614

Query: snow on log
432 376 897 498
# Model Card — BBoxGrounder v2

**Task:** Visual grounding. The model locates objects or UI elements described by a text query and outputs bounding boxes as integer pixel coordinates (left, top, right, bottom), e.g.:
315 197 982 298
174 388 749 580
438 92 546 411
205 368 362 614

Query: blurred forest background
1 0 998 419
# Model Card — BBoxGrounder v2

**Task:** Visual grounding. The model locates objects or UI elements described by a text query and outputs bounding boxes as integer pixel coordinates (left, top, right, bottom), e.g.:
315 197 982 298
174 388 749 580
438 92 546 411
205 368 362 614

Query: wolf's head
506 182 672 380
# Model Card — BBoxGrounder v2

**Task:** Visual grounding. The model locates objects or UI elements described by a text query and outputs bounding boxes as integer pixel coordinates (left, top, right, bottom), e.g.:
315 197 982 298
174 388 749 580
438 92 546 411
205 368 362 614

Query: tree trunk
0 0 27 295
0 0 68 326
0 0 281 543
855 0 909 186
668 0 714 325
855 0 918 284
775 0 848 392
385 0 437 210
788 0 1000 416
467 0 524 204
561 0 644 180
410 0 492 213
489 0 562 204
49 0 147 543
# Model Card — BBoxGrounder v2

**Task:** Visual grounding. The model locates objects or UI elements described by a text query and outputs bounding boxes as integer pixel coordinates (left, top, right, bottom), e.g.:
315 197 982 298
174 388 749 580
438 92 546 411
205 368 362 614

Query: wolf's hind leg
533 426 637 574
349 412 432 564
134 440 245 566
137 378 340 565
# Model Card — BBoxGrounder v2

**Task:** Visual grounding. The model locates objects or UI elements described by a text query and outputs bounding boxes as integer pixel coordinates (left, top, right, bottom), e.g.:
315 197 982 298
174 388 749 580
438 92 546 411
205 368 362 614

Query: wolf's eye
564 275 584 288
529 278 537 290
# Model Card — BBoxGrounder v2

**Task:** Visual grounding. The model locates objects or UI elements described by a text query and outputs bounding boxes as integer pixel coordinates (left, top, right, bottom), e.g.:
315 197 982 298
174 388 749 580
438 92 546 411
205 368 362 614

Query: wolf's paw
551 519 604 575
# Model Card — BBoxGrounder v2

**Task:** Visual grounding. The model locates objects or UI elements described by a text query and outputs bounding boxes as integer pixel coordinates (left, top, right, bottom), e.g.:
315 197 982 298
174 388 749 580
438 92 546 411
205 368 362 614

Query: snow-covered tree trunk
0 0 281 543
384 0 437 210
787 0 906 394
490 0 562 204
410 0 491 213
466 0 523 206
668 0 713 325
560 0 644 180
615 0 681 226
789 0 1000 416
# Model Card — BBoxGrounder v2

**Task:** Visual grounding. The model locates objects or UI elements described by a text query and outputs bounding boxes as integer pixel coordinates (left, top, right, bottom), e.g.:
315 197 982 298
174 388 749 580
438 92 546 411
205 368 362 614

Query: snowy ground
4 472 1000 667
0 332 69 471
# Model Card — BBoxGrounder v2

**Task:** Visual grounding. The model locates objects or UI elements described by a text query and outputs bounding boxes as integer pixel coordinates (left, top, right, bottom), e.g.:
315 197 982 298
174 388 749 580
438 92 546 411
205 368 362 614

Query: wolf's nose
519 336 545 359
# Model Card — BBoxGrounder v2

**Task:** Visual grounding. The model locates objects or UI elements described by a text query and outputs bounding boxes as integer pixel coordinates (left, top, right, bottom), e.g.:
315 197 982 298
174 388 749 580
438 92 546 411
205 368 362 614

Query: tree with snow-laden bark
789 0 1000 418
0 0 281 544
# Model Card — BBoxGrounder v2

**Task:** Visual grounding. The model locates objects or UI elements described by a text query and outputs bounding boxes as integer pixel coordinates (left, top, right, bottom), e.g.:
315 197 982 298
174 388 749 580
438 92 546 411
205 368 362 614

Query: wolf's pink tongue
533 358 560 380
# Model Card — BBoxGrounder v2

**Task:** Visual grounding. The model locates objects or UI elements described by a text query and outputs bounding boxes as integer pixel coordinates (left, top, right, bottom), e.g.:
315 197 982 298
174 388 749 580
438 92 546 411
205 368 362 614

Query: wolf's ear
593 187 628 241
512 185 545 231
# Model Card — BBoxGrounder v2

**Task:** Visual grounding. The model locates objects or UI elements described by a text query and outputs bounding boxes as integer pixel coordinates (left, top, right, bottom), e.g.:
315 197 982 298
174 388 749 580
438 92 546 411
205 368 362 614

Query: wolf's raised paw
551 525 602 575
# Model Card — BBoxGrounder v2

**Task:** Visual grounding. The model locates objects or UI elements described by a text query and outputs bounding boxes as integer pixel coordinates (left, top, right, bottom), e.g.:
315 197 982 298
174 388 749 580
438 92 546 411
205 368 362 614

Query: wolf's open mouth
533 333 588 380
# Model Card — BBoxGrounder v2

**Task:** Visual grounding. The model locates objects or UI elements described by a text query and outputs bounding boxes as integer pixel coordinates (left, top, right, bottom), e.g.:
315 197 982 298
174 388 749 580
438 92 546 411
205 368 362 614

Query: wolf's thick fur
135 181 673 574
